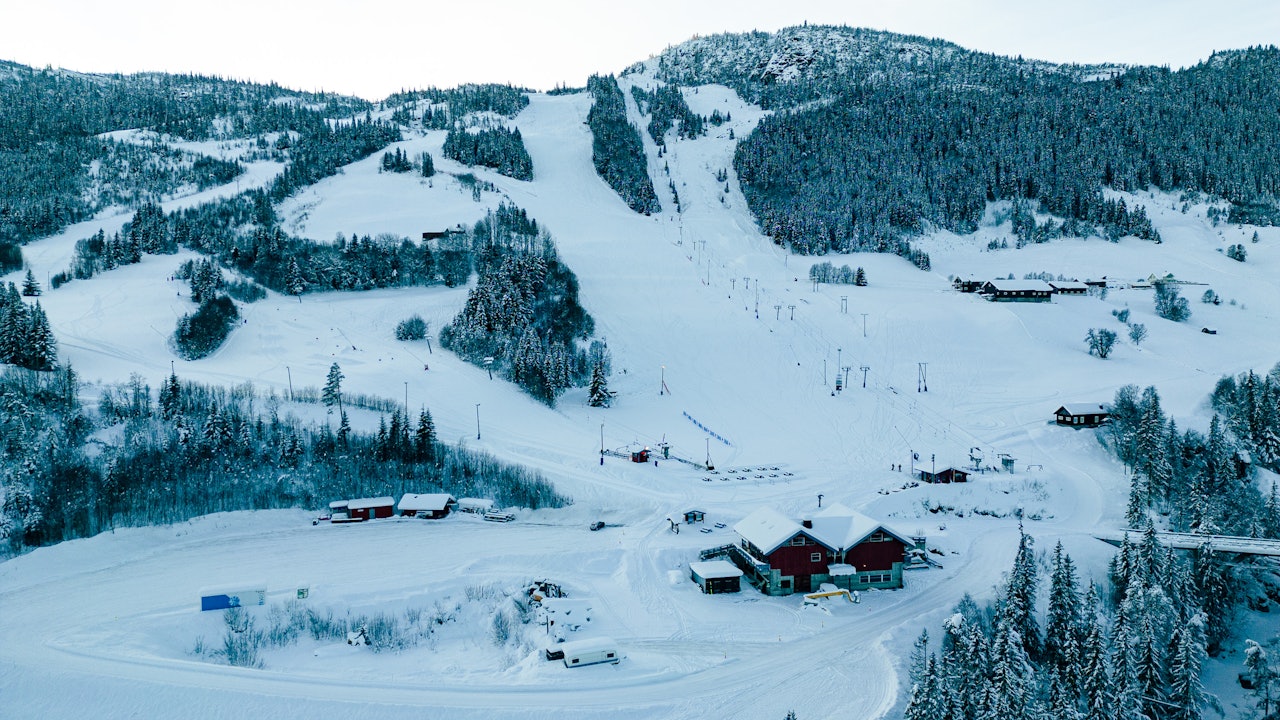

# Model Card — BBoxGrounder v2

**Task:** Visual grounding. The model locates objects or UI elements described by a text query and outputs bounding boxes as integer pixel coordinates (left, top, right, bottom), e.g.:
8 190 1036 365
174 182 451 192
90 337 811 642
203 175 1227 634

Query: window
781 579 791 589
810 552 822 563
791 536 806 546
861 573 891 584
868 532 886 543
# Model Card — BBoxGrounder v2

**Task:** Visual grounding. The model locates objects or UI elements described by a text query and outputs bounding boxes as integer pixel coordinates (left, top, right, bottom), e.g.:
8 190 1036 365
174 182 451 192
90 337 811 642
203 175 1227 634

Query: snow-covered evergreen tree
587 358 612 407
322 363 343 414
21 268 40 296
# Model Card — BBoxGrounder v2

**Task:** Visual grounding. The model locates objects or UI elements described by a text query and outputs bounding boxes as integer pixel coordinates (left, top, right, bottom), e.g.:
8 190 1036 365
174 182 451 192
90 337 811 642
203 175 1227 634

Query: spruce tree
21 268 40 296
1045 542 1081 671
1004 529 1041 660
322 363 344 414
587 359 612 407
1167 614 1207 720
415 409 437 462
25 302 56 370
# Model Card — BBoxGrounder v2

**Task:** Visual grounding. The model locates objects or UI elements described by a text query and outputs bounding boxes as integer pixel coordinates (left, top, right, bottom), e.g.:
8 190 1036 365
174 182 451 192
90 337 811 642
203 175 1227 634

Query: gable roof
398 493 455 511
734 504 913 555
734 507 811 554
809 503 916 549
347 496 395 510
983 279 1053 293
1056 403 1109 416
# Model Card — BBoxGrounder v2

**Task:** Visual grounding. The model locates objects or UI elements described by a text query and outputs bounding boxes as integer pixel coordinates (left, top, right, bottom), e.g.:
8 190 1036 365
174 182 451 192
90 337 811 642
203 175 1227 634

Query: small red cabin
631 447 651 463
347 496 395 521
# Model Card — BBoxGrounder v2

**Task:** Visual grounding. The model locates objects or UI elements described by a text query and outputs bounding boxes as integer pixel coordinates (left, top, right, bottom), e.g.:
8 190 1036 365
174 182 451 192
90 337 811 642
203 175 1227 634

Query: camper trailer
558 636 620 668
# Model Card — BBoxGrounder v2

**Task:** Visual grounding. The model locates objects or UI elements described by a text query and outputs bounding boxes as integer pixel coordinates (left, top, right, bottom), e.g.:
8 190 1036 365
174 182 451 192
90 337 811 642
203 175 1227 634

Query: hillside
1 34 1279 720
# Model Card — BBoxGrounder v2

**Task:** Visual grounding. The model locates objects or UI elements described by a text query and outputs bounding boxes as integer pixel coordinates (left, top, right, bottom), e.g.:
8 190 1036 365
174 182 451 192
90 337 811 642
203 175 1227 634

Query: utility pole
861 313 868 338
788 304 796 320
660 365 665 396
754 280 760 318
823 358 828 386
840 296 848 313
475 403 481 440
774 304 782 320
286 366 293 401
837 348 842 375
600 422 605 465
860 365 869 388
817 493 824 508
404 381 408 419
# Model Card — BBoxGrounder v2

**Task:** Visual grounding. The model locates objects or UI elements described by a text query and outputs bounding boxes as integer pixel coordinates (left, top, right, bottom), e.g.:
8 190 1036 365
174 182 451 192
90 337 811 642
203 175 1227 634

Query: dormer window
868 531 887 543
790 536 806 546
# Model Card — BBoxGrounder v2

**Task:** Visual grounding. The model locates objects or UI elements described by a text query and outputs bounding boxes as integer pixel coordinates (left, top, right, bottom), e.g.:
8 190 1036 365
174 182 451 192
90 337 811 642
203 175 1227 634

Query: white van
558 636 619 668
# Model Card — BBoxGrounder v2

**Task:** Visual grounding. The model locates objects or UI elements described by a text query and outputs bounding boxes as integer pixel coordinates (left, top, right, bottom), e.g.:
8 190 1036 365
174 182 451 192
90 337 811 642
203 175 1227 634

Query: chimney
801 518 813 529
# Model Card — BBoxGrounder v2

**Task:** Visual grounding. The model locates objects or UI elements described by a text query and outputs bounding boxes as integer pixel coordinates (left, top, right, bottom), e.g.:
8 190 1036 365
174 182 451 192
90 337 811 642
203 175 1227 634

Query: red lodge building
732 504 916 595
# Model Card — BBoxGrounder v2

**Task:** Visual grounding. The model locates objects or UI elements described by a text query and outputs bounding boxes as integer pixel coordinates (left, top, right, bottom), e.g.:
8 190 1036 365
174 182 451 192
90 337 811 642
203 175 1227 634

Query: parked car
1202 327 1218 334
589 521 605 531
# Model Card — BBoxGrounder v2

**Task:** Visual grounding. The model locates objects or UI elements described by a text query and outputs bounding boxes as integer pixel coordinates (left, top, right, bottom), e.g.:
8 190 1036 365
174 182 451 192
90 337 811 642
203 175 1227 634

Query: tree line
905 528 1220 720
586 75 660 215
0 364 567 555
442 125 533 180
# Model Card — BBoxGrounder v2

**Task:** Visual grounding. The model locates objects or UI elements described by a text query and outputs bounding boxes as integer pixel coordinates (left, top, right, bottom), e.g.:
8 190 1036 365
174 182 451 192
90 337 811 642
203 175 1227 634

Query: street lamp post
475 403 481 440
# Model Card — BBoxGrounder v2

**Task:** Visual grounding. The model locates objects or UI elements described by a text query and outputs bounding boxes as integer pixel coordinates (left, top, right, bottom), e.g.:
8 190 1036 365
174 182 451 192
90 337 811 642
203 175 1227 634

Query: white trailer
558 636 620 668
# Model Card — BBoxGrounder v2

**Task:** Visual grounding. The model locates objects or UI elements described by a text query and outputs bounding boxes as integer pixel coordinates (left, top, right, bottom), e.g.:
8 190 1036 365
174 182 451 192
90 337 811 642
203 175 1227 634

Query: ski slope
3 76 1279 719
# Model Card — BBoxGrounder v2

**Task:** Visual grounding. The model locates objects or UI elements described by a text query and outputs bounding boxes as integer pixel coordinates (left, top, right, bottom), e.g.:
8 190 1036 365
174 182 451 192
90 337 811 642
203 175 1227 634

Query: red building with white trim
733 504 915 595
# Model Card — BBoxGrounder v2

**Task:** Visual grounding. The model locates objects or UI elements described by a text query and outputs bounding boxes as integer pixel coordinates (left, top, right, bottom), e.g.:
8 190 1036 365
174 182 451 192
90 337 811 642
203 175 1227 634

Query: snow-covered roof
983 279 1053 292
808 503 916 550
398 493 454 511
735 504 912 554
347 496 395 510
827 563 857 576
556 636 617 654
734 507 808 554
690 560 743 580
328 500 348 510
1057 403 1109 416
457 497 494 509
1048 281 1089 291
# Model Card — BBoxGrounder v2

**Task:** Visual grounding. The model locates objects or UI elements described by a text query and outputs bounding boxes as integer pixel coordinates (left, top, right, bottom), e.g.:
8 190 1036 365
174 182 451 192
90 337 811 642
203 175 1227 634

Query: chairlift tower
918 362 928 392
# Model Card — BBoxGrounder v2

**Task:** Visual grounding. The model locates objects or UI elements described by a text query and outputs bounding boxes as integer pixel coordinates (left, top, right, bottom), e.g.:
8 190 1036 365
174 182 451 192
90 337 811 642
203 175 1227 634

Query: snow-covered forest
3 24 1280 720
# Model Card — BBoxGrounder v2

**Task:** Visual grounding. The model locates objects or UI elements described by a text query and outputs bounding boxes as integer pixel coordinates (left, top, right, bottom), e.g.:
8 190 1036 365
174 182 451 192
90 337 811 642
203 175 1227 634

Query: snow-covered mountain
1 31 1278 720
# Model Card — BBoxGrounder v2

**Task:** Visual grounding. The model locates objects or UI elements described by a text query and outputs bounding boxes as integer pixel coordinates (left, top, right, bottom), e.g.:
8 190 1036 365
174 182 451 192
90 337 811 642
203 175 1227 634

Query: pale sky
3 0 1277 100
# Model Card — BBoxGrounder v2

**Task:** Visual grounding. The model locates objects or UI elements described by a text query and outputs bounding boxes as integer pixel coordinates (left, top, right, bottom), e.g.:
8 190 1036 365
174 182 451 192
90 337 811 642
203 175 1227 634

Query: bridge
1094 530 1280 558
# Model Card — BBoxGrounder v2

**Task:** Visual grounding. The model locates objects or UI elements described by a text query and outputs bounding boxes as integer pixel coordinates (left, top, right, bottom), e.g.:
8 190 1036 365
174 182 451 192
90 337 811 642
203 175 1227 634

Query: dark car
589 521 606 531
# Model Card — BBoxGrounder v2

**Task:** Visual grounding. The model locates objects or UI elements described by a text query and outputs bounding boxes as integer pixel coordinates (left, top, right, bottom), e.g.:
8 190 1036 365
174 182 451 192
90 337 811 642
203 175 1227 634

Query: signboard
200 587 266 611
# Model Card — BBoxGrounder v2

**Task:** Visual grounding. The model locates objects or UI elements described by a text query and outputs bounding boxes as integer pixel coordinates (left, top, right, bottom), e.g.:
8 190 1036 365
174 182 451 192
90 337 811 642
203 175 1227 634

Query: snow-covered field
2 76 1278 718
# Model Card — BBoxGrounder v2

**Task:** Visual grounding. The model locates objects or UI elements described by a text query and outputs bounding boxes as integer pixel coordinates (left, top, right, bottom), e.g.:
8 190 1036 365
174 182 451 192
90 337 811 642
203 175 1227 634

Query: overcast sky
4 1 1277 100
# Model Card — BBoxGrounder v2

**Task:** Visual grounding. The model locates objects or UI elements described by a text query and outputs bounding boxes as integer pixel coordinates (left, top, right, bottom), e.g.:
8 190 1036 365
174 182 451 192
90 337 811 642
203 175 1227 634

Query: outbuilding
1048 280 1089 295
457 498 494 514
1055 403 1111 427
917 467 970 484
683 509 706 524
398 493 455 519
690 560 743 594
347 496 395 521
979 279 1053 302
